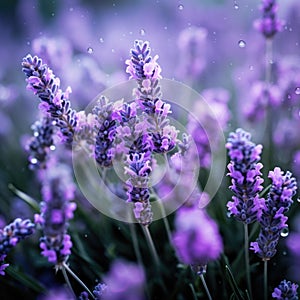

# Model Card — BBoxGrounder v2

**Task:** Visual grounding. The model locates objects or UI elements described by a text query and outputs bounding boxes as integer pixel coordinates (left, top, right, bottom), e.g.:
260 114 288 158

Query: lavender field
0 0 300 299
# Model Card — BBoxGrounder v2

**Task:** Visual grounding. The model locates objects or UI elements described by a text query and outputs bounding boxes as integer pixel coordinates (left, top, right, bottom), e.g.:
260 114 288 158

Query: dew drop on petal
178 4 184 10
99 37 104 43
87 47 93 54
33 131 39 137
234 3 239 9
295 87 300 95
49 145 56 151
280 227 289 237
238 40 246 48
30 158 38 165
140 29 145 36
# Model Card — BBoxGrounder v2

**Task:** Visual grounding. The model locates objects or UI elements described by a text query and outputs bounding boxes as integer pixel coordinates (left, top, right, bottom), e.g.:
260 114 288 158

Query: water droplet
295 87 300 95
69 7 74 12
281 227 289 237
87 47 93 54
139 29 145 36
178 4 184 10
297 198 300 203
282 251 287 256
84 234 87 238
30 158 38 164
238 40 246 48
49 145 56 151
111 49 115 53
33 131 39 137
164 26 168 30
234 3 239 9
249 65 254 71
99 37 104 43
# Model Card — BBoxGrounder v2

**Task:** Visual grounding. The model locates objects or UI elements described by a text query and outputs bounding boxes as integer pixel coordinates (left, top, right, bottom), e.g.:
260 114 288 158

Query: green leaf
6 265 46 294
225 265 245 300
8 184 40 212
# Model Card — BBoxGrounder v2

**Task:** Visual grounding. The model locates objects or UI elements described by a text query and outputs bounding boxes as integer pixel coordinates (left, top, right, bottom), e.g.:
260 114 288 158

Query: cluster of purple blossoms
0 218 35 275
253 0 284 39
126 40 177 154
226 128 265 224
79 283 107 300
172 204 223 271
25 117 55 170
22 54 77 143
92 96 117 167
188 88 230 168
102 259 146 300
272 280 299 300
250 167 297 260
125 152 153 226
34 164 76 265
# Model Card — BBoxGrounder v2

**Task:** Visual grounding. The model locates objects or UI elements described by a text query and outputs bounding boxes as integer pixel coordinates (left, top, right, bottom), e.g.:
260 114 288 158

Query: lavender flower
254 0 284 39
25 117 55 169
250 167 297 260
79 283 107 300
22 54 77 143
172 205 223 266
127 40 177 154
92 96 117 168
0 218 35 275
226 129 265 224
176 26 208 79
125 152 152 226
125 40 161 80
35 164 76 265
272 280 299 300
102 259 146 300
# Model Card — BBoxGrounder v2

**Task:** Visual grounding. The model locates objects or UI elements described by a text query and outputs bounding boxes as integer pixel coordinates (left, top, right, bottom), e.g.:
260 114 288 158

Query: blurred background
0 0 300 299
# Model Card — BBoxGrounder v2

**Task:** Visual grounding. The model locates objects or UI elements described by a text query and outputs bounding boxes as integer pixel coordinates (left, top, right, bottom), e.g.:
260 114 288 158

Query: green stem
63 262 95 299
244 223 252 299
142 225 160 267
200 274 212 300
61 266 76 299
264 260 268 300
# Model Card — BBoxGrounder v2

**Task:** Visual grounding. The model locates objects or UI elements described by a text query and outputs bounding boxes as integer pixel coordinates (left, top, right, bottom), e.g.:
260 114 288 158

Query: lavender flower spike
272 280 299 300
226 128 264 224
253 0 284 39
0 218 35 275
250 167 297 260
22 54 77 143
125 152 153 226
35 163 76 265
172 205 223 267
25 116 55 170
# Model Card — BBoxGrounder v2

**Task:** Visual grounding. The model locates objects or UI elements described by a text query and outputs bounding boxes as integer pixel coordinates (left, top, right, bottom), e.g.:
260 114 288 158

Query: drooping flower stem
142 225 160 267
61 265 76 299
200 274 212 300
264 260 268 300
244 223 252 299
63 262 95 299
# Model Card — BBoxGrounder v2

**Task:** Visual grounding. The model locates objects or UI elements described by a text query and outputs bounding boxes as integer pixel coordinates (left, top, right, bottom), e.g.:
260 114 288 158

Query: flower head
272 280 299 299
172 206 223 266
254 0 284 39
250 167 297 260
102 259 145 300
226 129 264 224
22 54 77 143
